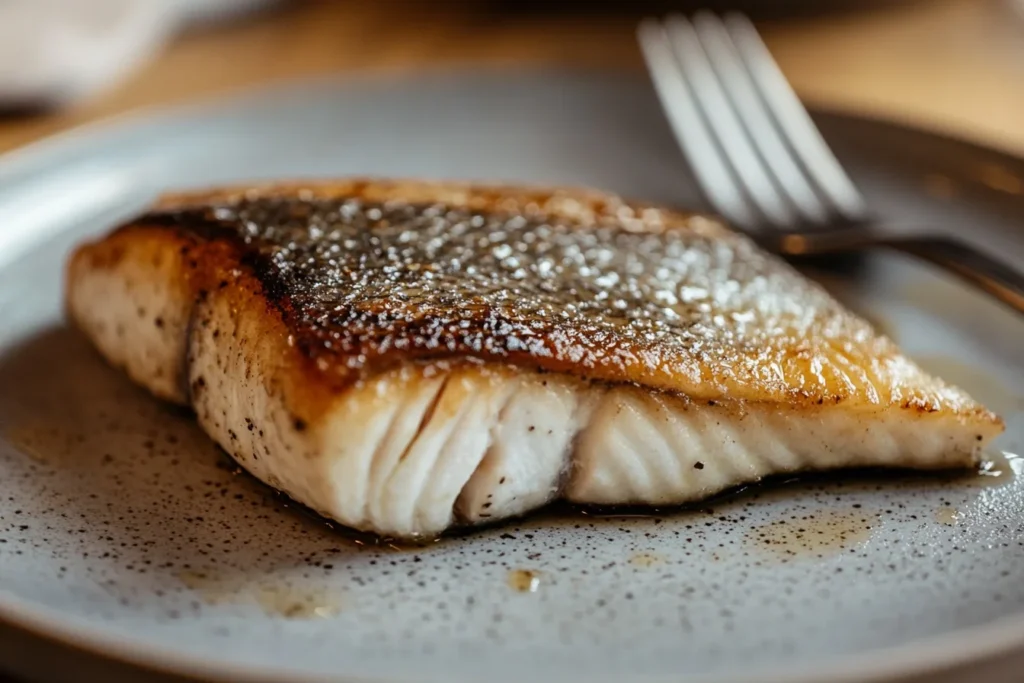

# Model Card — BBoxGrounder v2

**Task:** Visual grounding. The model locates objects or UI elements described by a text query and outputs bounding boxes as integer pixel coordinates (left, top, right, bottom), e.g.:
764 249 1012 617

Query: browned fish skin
124 180 993 416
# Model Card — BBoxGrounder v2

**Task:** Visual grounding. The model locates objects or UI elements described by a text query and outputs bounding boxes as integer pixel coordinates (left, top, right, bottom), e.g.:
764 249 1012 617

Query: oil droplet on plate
177 570 341 619
254 585 341 619
935 507 962 525
507 569 540 593
971 452 1023 488
5 422 77 463
177 570 237 605
747 509 879 560
629 552 663 568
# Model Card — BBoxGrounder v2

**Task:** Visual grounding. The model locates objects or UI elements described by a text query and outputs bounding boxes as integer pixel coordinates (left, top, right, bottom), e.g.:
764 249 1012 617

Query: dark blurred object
488 0 932 20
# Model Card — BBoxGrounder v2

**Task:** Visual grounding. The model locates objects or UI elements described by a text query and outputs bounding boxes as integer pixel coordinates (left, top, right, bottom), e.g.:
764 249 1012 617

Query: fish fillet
64 179 1004 538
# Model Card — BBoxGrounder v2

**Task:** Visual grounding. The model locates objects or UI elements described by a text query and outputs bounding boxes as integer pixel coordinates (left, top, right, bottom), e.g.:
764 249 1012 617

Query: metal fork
638 12 1024 314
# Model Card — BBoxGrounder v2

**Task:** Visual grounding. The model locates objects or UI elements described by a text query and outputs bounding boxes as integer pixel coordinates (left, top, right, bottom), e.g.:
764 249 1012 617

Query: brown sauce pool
746 509 879 560
507 569 541 593
934 507 962 525
177 569 342 619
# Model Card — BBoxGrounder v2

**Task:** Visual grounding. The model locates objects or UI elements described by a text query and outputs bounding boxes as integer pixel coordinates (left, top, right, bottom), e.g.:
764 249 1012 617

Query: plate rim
1 65 1023 683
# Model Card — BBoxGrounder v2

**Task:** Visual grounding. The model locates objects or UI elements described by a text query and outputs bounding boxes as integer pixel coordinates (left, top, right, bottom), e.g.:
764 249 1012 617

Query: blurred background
0 0 1022 156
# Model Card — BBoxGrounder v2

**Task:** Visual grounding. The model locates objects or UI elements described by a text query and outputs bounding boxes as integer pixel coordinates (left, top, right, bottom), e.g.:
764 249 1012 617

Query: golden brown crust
68 221 346 426
72 179 1002 431
152 178 700 234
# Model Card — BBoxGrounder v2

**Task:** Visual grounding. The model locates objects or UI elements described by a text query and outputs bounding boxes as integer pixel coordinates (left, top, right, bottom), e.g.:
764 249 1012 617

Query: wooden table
1 0 1023 158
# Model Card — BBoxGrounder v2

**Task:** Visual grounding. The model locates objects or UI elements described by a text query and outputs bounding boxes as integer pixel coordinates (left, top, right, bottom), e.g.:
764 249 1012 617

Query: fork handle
883 236 1024 315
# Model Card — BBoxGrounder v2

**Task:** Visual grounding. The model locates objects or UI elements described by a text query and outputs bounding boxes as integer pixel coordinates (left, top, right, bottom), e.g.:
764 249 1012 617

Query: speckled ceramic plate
0 69 1023 683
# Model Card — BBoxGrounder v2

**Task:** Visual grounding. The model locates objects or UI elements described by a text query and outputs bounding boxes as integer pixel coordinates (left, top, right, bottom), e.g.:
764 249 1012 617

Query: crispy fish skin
65 180 1004 538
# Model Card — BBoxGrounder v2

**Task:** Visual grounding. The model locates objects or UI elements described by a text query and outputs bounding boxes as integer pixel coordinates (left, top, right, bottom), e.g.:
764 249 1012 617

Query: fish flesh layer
65 180 1004 538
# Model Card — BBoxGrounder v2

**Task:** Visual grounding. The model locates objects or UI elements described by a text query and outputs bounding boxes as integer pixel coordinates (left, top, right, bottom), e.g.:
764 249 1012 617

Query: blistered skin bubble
140 193 953 406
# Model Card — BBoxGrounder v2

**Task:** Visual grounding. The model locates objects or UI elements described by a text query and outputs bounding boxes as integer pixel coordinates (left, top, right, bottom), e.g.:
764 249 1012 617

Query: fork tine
691 11 829 226
723 12 868 222
662 14 796 229
637 19 757 230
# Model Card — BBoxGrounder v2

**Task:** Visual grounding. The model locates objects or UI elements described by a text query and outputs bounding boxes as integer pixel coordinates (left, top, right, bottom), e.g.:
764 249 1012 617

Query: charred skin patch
127 187 950 413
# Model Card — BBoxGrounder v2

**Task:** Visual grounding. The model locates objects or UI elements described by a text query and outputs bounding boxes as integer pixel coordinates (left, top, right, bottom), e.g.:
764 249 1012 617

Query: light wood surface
0 0 1022 157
